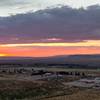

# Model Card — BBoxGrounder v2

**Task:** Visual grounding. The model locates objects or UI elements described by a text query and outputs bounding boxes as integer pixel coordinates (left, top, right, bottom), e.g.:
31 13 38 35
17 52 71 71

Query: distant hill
0 54 100 68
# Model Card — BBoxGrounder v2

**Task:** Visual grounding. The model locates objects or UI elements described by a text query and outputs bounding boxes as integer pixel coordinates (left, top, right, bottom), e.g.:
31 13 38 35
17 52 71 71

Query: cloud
0 5 100 43
0 0 65 16
0 40 100 47
0 0 100 16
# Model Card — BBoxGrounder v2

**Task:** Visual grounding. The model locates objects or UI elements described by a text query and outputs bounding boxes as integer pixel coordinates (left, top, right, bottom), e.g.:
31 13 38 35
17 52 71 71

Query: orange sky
0 40 100 57
0 47 100 57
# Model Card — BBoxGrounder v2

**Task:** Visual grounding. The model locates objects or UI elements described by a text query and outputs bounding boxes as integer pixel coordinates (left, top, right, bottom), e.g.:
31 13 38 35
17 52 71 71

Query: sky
0 0 100 57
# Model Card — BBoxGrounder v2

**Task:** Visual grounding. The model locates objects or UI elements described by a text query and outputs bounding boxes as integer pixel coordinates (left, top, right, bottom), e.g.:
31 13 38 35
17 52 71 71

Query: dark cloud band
0 5 100 43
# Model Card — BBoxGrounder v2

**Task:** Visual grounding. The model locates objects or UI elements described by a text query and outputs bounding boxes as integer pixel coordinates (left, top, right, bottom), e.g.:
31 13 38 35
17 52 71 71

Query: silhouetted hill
0 54 100 68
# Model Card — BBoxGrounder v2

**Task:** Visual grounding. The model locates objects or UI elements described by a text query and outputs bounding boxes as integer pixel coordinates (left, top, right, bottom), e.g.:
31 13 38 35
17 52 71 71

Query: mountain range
0 55 100 67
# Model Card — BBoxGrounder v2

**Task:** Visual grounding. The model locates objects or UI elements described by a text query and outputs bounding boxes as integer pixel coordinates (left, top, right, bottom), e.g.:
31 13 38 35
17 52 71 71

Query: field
0 67 100 100
43 89 100 100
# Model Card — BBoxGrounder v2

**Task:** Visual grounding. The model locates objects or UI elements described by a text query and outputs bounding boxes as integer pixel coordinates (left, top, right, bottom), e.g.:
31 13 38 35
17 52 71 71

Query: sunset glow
0 40 100 57
0 40 100 47
0 47 100 57
0 54 7 57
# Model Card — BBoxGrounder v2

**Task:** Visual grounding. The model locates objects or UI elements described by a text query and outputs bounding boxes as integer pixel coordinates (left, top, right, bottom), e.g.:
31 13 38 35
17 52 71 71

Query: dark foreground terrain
0 67 100 100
